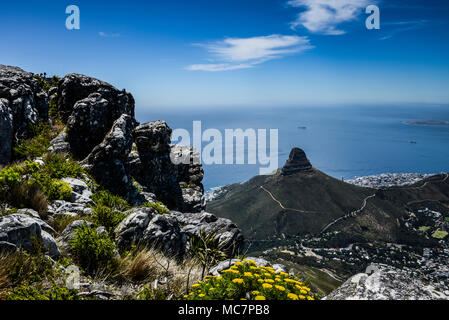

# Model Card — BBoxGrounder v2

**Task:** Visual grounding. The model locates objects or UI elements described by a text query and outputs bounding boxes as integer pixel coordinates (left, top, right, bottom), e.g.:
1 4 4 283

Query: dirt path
260 186 317 214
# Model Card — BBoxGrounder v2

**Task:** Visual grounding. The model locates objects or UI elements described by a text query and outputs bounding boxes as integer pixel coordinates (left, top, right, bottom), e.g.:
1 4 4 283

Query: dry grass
114 248 203 298
10 183 48 216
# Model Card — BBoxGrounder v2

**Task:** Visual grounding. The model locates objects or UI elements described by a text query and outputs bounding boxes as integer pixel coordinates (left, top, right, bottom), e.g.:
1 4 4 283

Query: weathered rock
57 73 134 124
281 147 313 176
61 178 93 205
169 211 243 257
82 114 135 198
130 122 205 212
47 200 92 218
115 209 243 259
67 92 136 159
16 208 40 219
0 214 60 258
115 207 186 258
0 98 13 164
48 131 70 154
324 264 449 300
0 65 49 164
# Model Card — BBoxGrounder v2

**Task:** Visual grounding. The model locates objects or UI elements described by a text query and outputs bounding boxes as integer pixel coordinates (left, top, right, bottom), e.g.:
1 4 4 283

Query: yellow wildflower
232 278 244 284
192 284 200 288
307 296 315 301
244 272 253 278
300 289 308 295
275 285 286 291
264 279 274 283
252 291 261 295
199 294 205 298
288 293 299 300
262 283 273 289
299 295 306 300
255 296 266 300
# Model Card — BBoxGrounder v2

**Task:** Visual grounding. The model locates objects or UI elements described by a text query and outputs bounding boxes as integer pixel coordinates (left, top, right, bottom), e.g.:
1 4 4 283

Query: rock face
58 73 134 124
281 147 313 176
130 121 205 212
81 114 135 198
170 211 244 257
0 65 49 164
324 264 449 300
115 209 243 259
0 214 60 258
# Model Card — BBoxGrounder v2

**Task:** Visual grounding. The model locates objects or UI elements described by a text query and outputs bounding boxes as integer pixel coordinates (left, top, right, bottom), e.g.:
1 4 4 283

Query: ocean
137 104 449 192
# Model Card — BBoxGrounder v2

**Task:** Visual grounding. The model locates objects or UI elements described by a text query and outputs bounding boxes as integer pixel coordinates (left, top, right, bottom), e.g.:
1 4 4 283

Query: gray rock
0 98 13 164
48 131 70 154
0 65 50 164
115 209 243 259
324 263 449 300
47 200 92 218
57 73 135 124
61 177 93 205
0 241 18 253
130 122 205 212
0 214 60 258
170 211 243 257
82 114 136 198
66 92 136 159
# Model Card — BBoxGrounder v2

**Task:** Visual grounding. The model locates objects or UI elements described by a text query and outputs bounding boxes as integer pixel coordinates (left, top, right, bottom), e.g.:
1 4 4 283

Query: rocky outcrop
281 147 313 176
0 213 60 258
130 121 205 212
67 92 136 159
170 211 243 257
81 114 135 198
0 65 49 164
115 209 243 259
324 264 449 300
57 73 134 124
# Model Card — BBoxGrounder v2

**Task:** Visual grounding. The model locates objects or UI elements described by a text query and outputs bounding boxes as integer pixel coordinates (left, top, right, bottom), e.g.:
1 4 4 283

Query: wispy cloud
379 20 428 40
186 34 313 72
99 31 121 38
288 0 374 35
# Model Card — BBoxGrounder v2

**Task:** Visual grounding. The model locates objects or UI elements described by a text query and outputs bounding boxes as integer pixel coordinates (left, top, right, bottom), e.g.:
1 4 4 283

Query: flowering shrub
184 260 316 301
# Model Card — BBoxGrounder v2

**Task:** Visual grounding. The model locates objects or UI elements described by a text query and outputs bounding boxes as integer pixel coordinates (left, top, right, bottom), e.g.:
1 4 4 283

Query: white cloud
186 34 313 72
288 0 373 35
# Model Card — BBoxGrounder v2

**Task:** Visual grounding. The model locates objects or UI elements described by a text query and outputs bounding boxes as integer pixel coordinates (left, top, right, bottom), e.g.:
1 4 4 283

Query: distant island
406 120 449 126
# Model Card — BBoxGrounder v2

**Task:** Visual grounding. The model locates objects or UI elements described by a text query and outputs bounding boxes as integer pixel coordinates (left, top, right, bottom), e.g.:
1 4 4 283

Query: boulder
0 65 50 164
81 114 135 198
67 92 136 159
281 147 313 176
57 73 134 124
169 211 243 257
0 213 60 258
130 122 205 212
48 131 70 154
61 178 93 205
115 209 243 259
115 207 186 258
324 264 449 300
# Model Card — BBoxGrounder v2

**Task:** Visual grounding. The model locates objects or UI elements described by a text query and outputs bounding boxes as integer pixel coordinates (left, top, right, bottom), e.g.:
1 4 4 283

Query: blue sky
1 0 449 110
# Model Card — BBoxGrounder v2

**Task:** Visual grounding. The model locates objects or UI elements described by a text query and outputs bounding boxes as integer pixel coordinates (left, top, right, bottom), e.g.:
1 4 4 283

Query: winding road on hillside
259 173 449 235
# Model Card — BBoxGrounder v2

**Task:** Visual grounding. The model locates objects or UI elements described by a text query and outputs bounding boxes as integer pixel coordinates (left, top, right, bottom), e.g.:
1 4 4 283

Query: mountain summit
281 147 313 176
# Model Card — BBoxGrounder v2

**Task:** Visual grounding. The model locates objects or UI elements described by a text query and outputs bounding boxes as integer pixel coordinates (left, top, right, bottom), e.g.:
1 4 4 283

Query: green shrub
41 153 85 179
91 205 126 235
143 201 170 215
185 260 317 301
69 225 116 273
92 190 130 212
5 284 80 301
432 230 448 240
32 172 72 201
13 123 54 160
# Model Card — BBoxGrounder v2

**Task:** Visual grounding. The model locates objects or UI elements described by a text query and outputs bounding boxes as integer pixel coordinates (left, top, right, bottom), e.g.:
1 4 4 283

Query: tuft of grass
115 247 203 299
432 230 448 240
92 190 130 212
143 201 170 215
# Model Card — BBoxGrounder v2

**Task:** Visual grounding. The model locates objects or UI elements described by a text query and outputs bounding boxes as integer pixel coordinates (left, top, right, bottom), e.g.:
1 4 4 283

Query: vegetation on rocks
184 260 316 301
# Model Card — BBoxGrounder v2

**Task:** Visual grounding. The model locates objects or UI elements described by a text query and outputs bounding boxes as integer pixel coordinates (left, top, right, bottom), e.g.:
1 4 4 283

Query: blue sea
137 104 449 192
